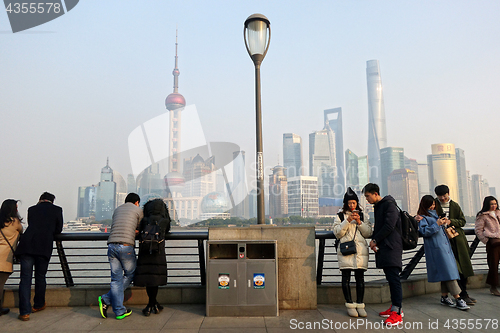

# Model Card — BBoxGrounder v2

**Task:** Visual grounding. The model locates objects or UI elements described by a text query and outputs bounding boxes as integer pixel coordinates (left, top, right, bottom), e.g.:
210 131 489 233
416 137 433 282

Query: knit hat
343 187 359 204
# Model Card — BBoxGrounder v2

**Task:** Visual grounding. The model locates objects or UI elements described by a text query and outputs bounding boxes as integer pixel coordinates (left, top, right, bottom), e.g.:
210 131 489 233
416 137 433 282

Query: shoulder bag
0 228 20 264
339 225 358 256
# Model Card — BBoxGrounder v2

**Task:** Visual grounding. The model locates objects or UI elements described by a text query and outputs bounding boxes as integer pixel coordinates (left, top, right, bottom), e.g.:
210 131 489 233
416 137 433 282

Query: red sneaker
385 311 403 327
379 306 404 318
379 306 392 317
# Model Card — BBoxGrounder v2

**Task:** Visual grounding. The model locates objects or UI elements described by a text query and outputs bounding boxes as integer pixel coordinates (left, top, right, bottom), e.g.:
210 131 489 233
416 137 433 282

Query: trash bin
206 240 278 316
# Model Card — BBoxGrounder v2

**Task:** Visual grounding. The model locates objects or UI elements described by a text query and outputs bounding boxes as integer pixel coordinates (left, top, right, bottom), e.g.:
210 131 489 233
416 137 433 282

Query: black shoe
142 306 152 317
98 296 108 318
153 303 163 314
1 308 10 315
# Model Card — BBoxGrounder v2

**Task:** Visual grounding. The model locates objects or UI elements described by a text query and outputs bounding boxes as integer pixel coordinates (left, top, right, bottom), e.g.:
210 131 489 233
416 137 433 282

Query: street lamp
244 13 270 225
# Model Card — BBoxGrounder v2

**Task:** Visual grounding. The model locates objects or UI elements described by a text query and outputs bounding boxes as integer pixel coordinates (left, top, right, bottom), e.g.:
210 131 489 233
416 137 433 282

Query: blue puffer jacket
419 210 460 282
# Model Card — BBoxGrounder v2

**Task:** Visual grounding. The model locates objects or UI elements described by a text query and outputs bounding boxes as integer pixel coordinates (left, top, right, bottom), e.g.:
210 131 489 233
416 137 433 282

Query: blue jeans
18 254 50 315
100 244 136 316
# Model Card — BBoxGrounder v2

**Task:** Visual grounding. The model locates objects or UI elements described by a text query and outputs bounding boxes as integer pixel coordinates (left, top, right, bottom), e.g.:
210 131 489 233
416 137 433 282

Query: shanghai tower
366 60 387 185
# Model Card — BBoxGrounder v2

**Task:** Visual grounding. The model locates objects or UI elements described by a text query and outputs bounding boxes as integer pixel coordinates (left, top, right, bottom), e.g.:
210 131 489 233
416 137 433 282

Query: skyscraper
95 159 117 221
388 169 419 215
380 147 404 196
269 165 288 218
417 162 431 198
366 60 388 185
309 123 336 197
232 151 248 218
165 31 186 174
358 155 369 188
427 143 460 202
455 148 472 216
324 108 345 193
287 176 319 217
471 174 484 214
345 149 359 189
283 133 303 178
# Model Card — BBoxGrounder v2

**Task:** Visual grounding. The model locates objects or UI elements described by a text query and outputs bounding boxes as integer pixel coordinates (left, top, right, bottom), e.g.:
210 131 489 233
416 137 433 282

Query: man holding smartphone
434 184 475 305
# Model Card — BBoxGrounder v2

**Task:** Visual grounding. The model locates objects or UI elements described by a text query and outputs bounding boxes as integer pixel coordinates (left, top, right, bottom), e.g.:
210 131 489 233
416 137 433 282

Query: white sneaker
456 298 470 311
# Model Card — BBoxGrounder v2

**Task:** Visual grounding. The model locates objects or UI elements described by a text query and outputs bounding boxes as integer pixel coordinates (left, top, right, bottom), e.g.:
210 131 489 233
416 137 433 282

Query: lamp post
244 14 270 225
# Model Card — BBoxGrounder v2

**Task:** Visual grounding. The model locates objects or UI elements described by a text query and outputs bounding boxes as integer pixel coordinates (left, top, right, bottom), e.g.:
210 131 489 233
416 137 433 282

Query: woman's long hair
0 199 21 229
417 195 435 217
342 200 363 214
476 196 499 217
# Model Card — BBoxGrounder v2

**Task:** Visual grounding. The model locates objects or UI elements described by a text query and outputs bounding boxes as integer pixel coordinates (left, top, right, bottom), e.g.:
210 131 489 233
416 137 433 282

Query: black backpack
139 216 166 254
334 211 364 250
394 204 419 250
139 199 171 254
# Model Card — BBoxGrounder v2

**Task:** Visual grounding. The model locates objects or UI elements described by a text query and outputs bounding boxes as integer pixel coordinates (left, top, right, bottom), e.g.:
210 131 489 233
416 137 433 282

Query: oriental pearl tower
164 31 186 198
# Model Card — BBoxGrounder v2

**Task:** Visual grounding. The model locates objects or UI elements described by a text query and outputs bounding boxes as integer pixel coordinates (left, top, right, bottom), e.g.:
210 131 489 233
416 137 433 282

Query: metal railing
316 227 488 284
6 228 488 287
7 231 208 287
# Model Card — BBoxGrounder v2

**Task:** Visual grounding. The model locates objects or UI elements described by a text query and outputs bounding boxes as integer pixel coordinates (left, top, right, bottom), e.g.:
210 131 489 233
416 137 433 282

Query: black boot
142 306 152 317
153 302 163 314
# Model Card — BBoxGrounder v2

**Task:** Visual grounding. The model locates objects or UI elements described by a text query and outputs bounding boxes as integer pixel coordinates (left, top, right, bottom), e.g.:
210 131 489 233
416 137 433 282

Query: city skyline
2 1 500 219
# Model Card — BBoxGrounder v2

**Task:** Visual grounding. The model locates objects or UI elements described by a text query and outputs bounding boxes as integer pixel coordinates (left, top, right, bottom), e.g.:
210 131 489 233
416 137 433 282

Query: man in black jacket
363 183 403 326
15 192 63 321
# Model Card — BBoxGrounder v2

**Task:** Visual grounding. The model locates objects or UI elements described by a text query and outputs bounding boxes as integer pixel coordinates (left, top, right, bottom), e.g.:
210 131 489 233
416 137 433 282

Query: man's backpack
334 211 364 250
139 216 166 254
394 204 419 250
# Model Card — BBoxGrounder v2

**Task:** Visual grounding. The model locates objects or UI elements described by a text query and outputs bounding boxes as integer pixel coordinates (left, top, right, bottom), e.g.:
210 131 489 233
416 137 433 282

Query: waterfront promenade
1 287 499 332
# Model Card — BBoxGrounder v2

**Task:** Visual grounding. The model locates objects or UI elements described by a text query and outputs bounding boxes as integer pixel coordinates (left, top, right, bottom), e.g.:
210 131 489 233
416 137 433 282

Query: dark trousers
486 238 500 287
146 286 159 306
383 266 402 308
341 269 365 303
18 254 50 315
458 273 468 297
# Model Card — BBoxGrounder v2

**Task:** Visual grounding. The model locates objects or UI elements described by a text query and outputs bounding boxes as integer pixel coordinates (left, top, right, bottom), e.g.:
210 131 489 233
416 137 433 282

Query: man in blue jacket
16 192 63 321
363 183 403 326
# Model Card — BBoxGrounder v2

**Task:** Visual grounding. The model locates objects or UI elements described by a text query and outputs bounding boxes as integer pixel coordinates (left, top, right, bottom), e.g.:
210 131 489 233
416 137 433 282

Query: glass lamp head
244 14 271 65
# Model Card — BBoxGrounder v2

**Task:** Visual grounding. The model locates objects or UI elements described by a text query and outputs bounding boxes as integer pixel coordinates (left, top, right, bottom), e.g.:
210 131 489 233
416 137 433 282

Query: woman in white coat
333 188 373 317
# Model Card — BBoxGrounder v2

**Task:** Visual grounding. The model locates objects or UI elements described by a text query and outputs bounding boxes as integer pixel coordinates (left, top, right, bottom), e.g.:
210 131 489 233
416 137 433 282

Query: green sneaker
98 296 108 318
116 309 132 320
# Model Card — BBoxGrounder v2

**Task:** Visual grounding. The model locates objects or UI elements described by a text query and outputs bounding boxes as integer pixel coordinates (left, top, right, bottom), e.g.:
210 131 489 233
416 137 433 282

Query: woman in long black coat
134 199 171 316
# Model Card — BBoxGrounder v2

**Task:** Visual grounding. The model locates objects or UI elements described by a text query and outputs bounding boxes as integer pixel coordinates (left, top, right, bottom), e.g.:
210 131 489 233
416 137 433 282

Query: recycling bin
206 240 278 316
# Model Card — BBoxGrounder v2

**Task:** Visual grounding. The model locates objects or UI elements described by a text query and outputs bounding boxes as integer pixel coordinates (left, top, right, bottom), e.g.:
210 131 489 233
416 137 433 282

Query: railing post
469 236 480 257
316 238 326 285
400 245 425 280
198 239 206 286
55 240 74 287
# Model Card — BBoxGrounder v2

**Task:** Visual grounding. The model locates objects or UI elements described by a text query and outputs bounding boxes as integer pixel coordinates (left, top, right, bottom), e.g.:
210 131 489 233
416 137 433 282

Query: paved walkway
1 288 499 332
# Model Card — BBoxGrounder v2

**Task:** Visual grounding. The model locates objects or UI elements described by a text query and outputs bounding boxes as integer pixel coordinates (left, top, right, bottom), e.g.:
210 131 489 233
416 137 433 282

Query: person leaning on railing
474 196 500 297
0 199 23 317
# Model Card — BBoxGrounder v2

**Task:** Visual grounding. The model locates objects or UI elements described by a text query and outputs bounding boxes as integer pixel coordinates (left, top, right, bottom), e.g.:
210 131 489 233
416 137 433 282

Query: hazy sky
1 0 499 220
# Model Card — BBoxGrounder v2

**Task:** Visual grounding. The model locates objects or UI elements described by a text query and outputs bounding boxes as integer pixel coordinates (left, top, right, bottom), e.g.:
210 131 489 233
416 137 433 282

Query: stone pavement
1 288 499 332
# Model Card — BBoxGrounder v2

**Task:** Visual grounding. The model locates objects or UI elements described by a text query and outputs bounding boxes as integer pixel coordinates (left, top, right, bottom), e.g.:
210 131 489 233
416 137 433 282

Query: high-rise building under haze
388 169 419 215
324 108 345 194
269 165 288 218
232 151 248 218
345 149 359 189
366 60 388 185
427 143 460 203
287 176 319 217
380 147 404 196
283 133 303 178
95 159 117 221
455 148 472 216
309 123 336 197
358 155 369 188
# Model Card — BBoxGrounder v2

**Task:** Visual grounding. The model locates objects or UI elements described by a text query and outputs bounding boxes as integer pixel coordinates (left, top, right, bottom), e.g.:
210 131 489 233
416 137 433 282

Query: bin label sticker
253 273 265 289
218 274 230 289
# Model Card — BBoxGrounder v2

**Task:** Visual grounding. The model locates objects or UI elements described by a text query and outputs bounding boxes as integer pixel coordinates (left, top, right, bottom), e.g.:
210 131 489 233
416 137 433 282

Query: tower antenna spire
173 28 179 93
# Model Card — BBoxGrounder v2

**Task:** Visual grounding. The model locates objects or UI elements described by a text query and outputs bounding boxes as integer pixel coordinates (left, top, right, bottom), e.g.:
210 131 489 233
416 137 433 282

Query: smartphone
439 213 447 218
352 210 359 214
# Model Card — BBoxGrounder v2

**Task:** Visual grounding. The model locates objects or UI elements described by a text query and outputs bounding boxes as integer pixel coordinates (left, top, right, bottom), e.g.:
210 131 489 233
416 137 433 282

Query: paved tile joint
0 288 499 332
